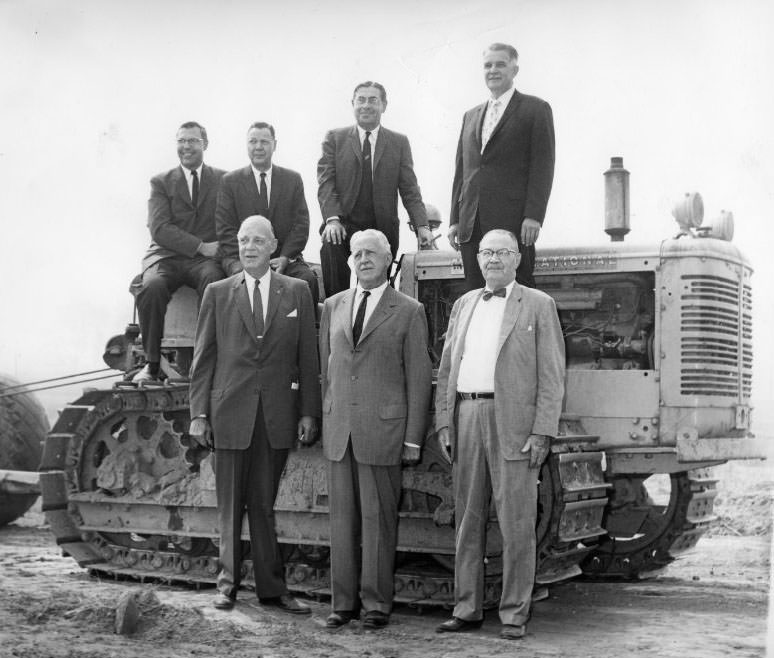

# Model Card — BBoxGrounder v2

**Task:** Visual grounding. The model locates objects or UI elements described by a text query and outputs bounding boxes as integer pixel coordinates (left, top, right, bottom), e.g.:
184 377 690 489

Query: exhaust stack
604 157 630 242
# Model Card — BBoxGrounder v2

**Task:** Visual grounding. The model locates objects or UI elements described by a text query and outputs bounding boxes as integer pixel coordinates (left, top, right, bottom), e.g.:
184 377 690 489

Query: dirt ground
1 461 771 658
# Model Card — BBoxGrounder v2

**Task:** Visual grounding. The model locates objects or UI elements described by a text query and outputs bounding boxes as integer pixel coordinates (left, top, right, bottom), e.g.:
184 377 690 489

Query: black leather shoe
212 593 235 610
326 611 357 628
260 594 312 615
362 610 389 629
436 616 483 633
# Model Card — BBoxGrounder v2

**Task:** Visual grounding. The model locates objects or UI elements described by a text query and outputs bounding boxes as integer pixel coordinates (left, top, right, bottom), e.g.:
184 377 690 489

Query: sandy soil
1 462 771 658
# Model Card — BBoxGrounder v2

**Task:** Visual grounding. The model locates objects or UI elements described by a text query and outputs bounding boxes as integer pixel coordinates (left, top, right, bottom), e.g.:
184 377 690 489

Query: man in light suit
449 43 555 290
318 81 434 297
319 229 432 629
135 121 226 382
189 215 321 614
217 122 319 301
435 229 565 640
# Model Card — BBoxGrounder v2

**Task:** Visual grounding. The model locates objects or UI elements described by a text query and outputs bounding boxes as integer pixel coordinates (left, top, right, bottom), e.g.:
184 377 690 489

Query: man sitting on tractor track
133 121 226 383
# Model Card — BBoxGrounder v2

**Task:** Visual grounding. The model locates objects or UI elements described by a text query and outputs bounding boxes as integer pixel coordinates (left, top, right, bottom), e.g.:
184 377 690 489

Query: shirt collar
183 163 204 178
357 124 380 143
489 85 516 107
251 164 273 180
356 279 388 297
243 269 271 287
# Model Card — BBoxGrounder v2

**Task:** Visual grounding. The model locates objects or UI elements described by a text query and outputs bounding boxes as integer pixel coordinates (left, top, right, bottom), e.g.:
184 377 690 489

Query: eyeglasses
177 138 204 146
478 248 518 259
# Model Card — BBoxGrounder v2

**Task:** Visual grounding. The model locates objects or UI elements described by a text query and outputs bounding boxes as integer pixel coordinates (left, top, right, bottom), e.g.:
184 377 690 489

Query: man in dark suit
319 229 432 629
317 81 434 297
135 121 226 382
449 43 555 290
217 122 319 301
189 215 321 614
434 229 565 640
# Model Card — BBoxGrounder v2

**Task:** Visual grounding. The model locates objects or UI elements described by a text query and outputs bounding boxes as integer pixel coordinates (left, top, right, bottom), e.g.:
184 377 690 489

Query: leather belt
457 392 495 400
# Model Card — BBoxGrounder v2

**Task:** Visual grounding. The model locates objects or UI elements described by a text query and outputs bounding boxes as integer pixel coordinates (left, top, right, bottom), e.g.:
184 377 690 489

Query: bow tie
482 288 507 301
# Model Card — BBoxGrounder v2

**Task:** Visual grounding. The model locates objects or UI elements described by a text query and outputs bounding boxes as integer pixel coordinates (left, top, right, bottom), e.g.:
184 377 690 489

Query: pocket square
286 309 298 317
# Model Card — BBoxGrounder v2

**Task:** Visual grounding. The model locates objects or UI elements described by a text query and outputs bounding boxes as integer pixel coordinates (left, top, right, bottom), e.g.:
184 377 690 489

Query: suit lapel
268 166 282 217
342 290 356 346
373 127 387 172
497 284 524 357
197 165 211 208
240 165 260 206
473 103 487 150
349 126 363 165
264 271 283 336
357 286 395 345
174 167 191 206
233 275 258 342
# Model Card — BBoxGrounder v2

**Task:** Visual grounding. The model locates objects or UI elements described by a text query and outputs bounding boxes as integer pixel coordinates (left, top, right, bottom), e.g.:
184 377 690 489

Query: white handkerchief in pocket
286 308 298 317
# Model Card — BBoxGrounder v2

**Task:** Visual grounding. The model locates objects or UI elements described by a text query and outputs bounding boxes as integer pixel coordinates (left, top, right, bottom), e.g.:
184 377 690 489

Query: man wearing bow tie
449 43 555 291
189 215 321 614
434 229 565 640
319 229 432 629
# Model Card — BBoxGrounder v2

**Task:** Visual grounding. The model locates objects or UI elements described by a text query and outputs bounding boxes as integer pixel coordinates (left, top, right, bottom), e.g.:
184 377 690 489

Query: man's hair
482 228 520 250
350 229 392 256
179 121 208 143
352 81 387 104
485 42 519 62
248 121 276 139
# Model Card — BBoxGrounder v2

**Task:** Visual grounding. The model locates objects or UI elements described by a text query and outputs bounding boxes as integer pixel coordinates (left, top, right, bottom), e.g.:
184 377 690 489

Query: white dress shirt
243 269 270 325
182 163 204 200
251 164 273 206
456 282 516 392
356 124 380 175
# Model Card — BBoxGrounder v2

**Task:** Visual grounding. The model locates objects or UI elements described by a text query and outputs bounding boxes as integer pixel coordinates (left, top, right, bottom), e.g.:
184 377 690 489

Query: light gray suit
320 285 432 613
435 283 565 625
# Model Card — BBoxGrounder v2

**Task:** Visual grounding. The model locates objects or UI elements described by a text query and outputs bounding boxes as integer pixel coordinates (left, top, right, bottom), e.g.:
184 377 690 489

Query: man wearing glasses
135 121 226 382
434 229 565 640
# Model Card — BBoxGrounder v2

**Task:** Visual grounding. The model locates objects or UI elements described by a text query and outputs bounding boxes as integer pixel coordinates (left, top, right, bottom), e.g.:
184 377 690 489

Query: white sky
1 0 773 426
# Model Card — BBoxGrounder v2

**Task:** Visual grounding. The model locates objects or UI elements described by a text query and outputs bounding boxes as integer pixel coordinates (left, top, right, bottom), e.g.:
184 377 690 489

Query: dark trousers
459 218 536 291
136 256 224 362
320 223 399 298
328 440 402 614
214 403 290 599
223 256 319 303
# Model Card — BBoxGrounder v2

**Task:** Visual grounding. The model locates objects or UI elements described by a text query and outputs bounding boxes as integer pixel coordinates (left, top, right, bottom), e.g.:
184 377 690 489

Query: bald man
189 215 321 613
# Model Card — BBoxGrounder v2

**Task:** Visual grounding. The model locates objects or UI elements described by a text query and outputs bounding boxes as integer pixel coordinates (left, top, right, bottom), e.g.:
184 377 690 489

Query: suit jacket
320 285 432 466
216 165 310 271
317 125 428 244
435 284 565 461
450 90 555 243
189 270 321 450
142 164 226 271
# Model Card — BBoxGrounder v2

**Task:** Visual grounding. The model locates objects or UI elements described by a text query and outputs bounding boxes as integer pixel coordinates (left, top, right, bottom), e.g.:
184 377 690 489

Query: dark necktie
191 169 199 207
253 282 265 336
257 172 269 216
482 288 507 301
362 131 373 191
352 290 370 345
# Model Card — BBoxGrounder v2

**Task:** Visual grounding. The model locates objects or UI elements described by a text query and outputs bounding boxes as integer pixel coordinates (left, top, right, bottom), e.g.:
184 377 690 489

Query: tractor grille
679 275 752 399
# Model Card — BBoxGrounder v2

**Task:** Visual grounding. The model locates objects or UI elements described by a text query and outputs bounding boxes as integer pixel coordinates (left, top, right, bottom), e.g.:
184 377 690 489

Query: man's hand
521 433 550 469
270 255 289 274
521 218 541 247
322 218 347 245
437 427 453 464
297 415 318 446
447 225 460 251
197 241 220 258
189 417 213 450
417 226 436 250
401 444 421 466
